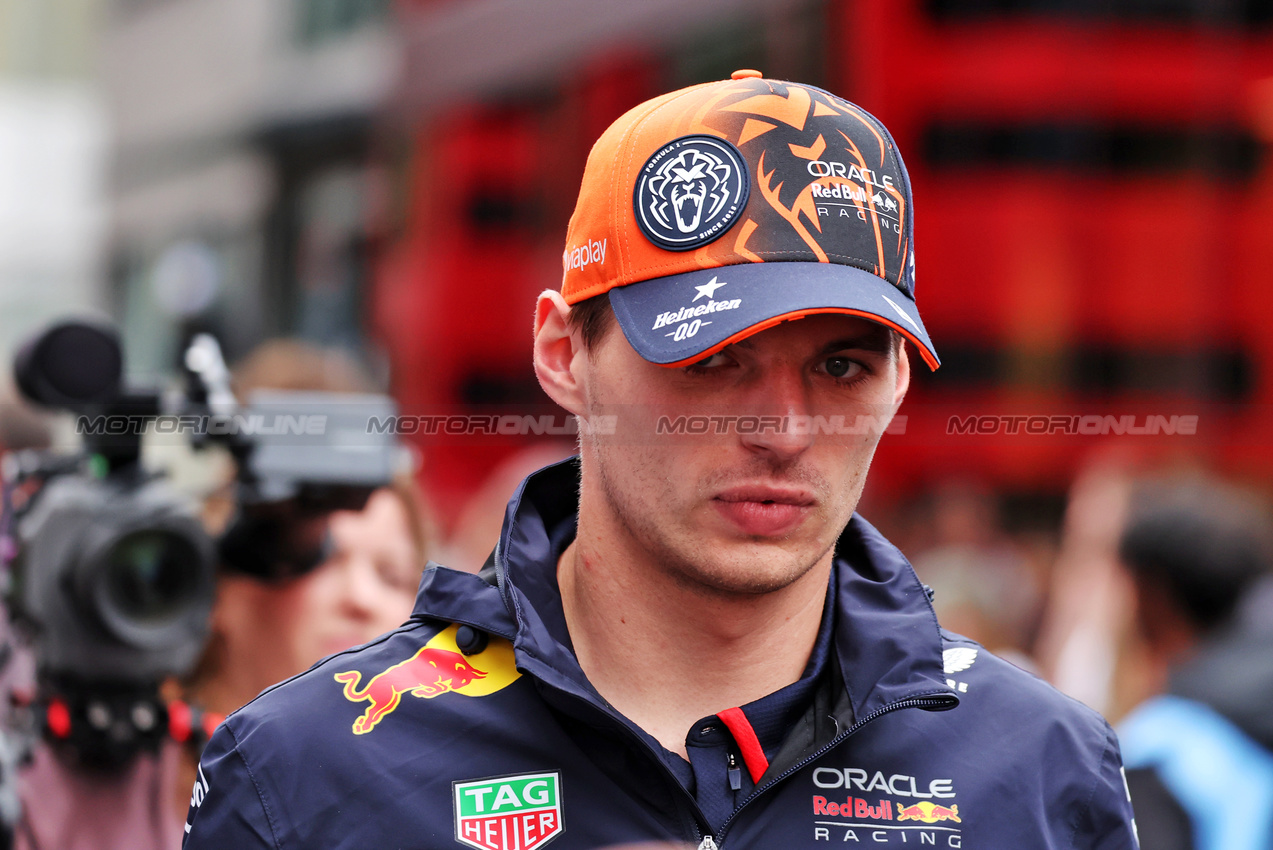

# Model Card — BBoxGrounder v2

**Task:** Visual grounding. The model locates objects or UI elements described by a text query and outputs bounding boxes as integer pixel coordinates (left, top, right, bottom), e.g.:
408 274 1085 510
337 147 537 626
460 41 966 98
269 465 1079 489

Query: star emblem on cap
693 276 729 301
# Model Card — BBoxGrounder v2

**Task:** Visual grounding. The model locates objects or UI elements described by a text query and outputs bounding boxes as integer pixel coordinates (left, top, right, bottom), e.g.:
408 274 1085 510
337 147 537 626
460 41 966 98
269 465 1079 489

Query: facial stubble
588 438 856 599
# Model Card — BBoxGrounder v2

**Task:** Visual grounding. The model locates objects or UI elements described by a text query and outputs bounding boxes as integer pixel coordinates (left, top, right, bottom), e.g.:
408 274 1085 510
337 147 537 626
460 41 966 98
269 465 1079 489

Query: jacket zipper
702 694 956 850
553 688 950 850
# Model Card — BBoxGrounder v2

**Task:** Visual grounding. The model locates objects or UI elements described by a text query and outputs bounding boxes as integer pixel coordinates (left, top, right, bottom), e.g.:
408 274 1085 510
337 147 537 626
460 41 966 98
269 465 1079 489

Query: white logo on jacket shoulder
943 647 977 674
184 764 211 834
943 647 977 693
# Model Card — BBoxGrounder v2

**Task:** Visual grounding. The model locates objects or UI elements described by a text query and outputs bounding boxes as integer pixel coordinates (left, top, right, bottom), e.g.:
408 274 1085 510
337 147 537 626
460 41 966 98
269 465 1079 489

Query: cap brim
608 262 939 371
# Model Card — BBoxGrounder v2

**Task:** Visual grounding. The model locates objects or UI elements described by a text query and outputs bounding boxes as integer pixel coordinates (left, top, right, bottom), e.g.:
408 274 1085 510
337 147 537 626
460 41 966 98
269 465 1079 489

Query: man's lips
711 486 816 537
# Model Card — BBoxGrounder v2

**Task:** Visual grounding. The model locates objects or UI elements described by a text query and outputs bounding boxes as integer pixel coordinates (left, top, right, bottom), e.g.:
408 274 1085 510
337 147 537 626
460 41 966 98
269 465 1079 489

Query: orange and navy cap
561 70 938 370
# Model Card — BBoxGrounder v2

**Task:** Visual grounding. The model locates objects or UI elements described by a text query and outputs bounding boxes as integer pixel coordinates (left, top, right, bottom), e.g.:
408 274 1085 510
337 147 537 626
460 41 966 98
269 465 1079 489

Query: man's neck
557 534 831 758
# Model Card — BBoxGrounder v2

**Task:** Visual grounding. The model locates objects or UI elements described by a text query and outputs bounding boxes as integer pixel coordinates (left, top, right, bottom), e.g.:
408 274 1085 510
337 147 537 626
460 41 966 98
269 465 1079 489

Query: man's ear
893 343 911 409
534 290 587 416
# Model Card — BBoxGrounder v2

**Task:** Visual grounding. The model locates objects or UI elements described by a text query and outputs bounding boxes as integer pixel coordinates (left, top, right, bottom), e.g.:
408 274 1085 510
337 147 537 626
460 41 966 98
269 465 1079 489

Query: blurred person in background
185 480 426 721
14 339 432 850
1033 460 1140 718
1115 479 1273 850
172 339 431 821
907 480 1043 668
185 339 430 715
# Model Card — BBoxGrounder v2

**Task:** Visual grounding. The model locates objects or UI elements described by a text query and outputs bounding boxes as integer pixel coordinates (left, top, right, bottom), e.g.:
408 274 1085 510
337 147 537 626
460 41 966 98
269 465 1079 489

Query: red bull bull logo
334 623 521 734
895 801 961 824
334 647 486 734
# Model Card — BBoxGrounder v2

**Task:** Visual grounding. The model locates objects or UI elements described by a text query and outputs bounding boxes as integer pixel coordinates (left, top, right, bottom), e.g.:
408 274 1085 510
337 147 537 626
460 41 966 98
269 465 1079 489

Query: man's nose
737 365 815 462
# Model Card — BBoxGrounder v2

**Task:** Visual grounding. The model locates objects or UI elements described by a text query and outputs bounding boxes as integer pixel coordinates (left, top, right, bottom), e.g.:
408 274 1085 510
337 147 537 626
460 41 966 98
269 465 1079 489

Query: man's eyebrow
714 328 894 357
819 331 894 355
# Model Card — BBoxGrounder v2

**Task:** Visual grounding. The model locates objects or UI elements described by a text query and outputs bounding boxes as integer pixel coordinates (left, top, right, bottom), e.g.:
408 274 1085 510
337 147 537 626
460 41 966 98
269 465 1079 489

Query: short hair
564 293 904 358
1119 480 1272 633
564 294 615 352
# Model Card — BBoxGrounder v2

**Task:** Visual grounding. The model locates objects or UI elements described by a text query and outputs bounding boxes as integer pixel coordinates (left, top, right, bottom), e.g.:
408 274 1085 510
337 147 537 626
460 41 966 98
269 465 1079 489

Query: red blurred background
368 0 1273 530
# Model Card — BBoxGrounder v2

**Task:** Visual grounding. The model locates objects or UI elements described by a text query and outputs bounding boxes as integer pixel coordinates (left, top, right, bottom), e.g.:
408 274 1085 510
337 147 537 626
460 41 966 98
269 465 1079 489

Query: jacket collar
413 457 955 721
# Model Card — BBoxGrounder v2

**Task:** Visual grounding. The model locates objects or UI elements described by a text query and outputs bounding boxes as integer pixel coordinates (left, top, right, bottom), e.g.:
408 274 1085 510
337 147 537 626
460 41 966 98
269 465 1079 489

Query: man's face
574 312 909 597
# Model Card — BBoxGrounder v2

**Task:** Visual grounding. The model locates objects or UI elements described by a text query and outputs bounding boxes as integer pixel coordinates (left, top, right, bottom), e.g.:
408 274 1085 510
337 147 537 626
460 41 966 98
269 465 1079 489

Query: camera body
218 389 401 579
15 471 214 685
3 320 220 769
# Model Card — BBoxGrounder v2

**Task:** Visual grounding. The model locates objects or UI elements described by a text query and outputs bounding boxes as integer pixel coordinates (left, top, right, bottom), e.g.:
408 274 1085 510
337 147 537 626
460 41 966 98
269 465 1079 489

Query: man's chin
662 543 832 598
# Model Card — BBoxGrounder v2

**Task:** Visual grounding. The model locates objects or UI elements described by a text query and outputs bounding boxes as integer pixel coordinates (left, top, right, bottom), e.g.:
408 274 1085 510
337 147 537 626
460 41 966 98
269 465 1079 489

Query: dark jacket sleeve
182 721 279 849
1079 721 1142 850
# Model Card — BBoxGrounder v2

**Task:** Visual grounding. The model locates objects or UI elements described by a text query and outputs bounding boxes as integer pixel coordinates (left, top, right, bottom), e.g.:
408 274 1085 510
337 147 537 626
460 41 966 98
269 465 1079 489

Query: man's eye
690 352 729 370
824 357 859 379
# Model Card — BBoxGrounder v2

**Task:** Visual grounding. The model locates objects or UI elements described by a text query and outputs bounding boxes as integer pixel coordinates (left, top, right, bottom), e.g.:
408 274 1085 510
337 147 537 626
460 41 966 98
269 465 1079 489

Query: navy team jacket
184 459 1138 849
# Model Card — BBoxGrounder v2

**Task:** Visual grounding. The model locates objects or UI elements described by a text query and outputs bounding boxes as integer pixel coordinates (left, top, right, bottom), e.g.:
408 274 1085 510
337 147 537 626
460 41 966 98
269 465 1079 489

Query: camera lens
104 530 202 625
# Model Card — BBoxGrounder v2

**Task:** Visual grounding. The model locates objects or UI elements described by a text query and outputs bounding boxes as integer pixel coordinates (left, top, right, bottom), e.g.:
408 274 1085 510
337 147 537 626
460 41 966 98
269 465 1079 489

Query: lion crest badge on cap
633 135 750 252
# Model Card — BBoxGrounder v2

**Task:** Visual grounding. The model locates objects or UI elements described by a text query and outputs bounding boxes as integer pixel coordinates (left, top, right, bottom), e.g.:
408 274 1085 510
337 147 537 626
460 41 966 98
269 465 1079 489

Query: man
1115 480 1273 850
183 71 1138 849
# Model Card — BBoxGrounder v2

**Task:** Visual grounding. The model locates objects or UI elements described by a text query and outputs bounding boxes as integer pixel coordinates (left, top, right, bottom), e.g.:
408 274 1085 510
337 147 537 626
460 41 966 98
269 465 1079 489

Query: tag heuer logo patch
454 771 563 850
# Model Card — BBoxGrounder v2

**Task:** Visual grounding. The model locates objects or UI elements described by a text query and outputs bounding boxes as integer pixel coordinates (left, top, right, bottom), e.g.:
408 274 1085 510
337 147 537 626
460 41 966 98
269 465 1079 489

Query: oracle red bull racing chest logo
334 623 521 734
454 771 563 850
812 767 963 846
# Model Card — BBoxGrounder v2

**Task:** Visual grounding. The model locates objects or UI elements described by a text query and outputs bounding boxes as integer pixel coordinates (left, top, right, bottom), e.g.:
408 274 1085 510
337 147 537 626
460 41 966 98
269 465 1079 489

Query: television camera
0 319 403 779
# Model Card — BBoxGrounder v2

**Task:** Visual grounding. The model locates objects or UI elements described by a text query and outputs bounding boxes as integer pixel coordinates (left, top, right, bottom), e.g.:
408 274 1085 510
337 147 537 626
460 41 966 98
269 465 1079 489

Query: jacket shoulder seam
1070 721 1118 849
225 719 284 850
225 620 437 720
